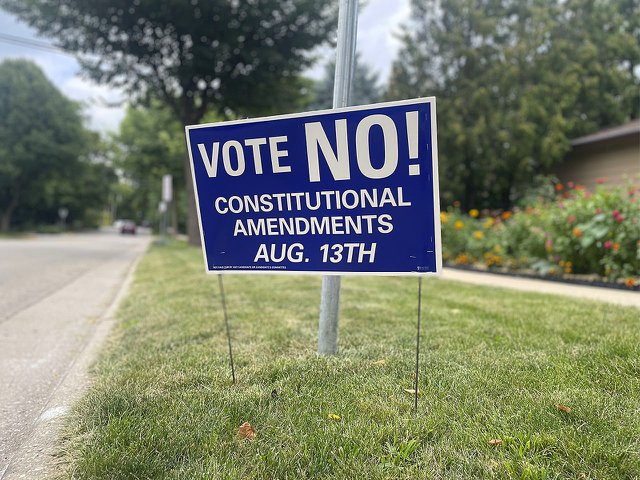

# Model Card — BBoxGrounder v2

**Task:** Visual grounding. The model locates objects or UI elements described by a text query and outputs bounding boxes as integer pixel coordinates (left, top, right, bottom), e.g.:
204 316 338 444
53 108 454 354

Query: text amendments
185 98 441 275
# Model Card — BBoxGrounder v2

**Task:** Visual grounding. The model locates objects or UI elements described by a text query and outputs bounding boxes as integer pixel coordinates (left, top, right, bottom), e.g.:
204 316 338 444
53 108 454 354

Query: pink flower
604 240 612 249
567 181 575 189
596 177 606 184
567 215 576 223
615 214 624 223
612 210 619 217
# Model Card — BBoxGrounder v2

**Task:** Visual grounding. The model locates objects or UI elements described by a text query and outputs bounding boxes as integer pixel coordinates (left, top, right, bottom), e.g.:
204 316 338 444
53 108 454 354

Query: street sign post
185 98 441 275
162 174 173 202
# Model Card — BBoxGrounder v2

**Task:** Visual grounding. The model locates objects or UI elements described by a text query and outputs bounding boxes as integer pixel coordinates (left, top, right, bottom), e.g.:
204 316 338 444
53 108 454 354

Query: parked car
119 220 137 235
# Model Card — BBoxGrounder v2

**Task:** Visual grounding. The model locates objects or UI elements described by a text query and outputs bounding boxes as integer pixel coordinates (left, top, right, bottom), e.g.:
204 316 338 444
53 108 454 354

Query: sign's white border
185 97 441 276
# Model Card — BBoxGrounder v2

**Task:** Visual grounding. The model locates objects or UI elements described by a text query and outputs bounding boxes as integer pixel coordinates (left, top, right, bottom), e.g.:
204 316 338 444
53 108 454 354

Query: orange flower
501 211 512 220
572 227 582 237
613 242 621 251
625 278 637 287
454 253 470 265
469 209 479 218
555 183 564 192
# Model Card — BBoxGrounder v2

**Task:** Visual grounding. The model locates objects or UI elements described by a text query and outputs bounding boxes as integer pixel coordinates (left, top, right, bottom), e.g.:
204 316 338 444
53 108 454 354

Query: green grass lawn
60 240 639 479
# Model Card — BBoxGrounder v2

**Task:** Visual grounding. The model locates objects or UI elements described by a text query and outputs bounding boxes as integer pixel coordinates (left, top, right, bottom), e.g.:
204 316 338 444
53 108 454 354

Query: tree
387 0 639 210
2 0 338 244
113 101 185 231
0 59 93 231
308 53 382 110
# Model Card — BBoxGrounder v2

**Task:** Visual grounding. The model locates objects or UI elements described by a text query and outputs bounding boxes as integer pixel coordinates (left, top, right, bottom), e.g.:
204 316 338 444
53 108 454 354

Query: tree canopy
387 0 639 209
2 0 339 243
0 59 110 231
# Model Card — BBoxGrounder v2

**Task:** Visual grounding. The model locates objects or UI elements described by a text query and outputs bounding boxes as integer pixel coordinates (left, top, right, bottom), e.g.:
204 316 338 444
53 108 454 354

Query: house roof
571 119 640 147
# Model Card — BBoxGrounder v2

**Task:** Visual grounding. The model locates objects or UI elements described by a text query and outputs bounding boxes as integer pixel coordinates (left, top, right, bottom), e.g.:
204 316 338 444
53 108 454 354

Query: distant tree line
0 59 114 232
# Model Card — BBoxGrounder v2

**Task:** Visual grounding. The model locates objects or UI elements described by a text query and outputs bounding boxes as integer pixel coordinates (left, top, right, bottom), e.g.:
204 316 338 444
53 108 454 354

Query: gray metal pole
317 0 358 355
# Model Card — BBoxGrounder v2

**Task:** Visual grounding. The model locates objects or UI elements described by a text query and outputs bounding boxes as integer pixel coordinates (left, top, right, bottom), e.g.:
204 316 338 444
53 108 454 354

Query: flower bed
441 181 639 290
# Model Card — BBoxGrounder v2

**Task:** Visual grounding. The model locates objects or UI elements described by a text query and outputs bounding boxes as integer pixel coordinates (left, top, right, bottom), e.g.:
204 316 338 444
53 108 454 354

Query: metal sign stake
317 0 359 356
414 276 423 413
218 274 236 384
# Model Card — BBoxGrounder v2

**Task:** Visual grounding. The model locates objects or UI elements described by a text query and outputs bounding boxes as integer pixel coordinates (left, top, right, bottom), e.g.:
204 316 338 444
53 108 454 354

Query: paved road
0 230 150 478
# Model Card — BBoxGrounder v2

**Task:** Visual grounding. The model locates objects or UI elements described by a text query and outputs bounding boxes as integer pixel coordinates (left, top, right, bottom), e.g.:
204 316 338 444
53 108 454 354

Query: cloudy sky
0 1 411 133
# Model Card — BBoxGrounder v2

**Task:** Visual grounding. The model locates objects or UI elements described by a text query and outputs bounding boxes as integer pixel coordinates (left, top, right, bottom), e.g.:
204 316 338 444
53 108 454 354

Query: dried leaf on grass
488 439 502 447
555 404 572 413
328 413 341 421
372 359 386 366
404 388 420 395
237 421 256 440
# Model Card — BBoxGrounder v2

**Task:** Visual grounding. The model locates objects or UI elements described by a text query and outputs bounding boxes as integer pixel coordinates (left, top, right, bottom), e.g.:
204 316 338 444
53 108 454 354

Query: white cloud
357 0 411 81
60 76 126 132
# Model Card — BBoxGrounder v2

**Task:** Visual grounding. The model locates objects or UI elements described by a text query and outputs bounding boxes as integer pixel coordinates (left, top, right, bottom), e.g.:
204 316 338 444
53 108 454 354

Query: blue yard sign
185 98 441 275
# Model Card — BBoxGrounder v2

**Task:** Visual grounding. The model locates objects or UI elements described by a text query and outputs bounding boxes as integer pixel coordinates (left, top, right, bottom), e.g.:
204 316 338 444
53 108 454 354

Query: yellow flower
440 212 449 223
483 218 495 229
473 230 484 240
454 220 464 230
328 413 341 421
469 209 479 218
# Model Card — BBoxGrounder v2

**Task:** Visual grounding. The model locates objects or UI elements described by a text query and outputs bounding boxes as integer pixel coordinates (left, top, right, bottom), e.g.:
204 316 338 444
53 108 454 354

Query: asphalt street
0 230 150 478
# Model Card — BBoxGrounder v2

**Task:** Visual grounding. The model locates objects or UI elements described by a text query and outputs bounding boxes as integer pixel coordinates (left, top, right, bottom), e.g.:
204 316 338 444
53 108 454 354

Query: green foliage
442 180 640 284
388 0 640 210
112 101 186 229
0 59 112 231
308 53 382 110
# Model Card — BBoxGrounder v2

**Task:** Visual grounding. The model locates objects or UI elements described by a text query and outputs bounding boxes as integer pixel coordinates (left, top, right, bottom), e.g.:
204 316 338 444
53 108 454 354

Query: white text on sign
197 112 422 181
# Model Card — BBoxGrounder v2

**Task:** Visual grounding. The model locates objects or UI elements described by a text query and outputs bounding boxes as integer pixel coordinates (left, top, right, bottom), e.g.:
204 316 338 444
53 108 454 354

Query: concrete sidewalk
0 233 150 479
441 268 639 308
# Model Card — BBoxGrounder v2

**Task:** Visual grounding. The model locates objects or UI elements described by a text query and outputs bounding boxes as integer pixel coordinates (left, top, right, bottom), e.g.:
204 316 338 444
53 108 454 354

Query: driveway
0 230 151 478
